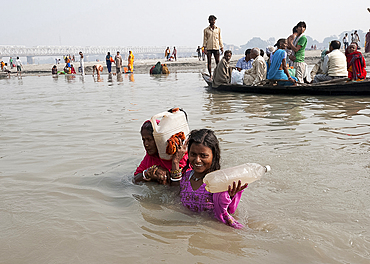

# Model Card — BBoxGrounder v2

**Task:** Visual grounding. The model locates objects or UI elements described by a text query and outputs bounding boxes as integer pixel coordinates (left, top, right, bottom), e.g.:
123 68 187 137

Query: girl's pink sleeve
213 190 244 229
228 190 243 214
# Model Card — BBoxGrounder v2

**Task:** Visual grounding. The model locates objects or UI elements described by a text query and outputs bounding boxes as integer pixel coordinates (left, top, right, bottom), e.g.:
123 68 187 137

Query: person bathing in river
128 51 134 72
212 50 233 87
52 65 58 74
172 129 248 228
92 64 103 77
133 115 188 185
266 39 297 84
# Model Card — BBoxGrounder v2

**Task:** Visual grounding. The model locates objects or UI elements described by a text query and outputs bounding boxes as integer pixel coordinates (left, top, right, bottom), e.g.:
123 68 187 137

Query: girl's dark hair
184 129 221 173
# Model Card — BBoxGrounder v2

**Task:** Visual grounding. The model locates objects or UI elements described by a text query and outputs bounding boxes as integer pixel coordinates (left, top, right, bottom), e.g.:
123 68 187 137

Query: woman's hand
288 76 296 84
228 180 248 199
147 165 169 185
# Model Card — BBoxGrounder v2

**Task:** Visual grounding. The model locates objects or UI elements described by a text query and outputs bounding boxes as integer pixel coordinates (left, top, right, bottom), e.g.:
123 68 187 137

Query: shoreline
2 49 369 77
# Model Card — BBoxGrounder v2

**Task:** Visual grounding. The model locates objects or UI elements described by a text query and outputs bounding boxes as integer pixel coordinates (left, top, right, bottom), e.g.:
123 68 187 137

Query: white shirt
322 49 347 77
16 59 22 66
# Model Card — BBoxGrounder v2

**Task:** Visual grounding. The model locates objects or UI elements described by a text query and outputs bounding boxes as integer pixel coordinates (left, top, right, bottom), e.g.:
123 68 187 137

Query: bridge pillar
27 56 35 64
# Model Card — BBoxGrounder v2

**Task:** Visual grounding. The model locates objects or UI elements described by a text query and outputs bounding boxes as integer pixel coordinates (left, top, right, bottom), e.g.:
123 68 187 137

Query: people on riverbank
52 65 58 74
115 51 123 74
172 47 177 61
106 52 113 73
128 51 134 72
197 46 202 60
79 52 84 75
16 57 23 76
92 64 103 77
352 30 360 49
2 63 11 77
165 47 170 60
343 33 349 50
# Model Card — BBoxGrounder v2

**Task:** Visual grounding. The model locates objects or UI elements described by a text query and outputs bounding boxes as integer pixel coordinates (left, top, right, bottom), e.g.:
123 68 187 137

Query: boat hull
203 74 370 96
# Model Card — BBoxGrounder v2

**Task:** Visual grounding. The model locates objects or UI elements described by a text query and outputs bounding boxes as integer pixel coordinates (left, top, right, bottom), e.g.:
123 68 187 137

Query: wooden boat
202 73 370 96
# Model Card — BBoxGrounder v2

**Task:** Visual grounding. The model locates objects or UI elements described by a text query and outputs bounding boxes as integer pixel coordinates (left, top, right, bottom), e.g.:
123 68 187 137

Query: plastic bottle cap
265 165 271 172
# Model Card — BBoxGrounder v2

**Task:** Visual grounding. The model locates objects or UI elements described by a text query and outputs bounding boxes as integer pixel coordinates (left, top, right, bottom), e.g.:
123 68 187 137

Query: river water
1 73 370 263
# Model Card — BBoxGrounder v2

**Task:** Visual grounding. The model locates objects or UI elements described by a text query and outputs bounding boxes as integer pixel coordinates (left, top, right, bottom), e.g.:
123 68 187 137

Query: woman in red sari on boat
345 42 367 81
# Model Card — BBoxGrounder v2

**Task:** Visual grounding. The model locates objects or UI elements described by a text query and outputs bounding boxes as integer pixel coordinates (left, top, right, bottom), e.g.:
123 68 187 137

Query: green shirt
294 35 307 62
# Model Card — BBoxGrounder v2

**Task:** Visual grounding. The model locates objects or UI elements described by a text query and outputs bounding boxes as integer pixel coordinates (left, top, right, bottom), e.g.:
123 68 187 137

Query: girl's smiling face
189 143 213 177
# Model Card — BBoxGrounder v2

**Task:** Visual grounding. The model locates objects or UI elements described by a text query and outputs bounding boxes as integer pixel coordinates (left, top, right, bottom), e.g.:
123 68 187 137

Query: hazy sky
2 0 370 47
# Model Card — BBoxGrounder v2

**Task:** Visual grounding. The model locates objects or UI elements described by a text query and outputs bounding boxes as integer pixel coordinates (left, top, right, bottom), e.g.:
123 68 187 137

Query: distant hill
225 30 368 54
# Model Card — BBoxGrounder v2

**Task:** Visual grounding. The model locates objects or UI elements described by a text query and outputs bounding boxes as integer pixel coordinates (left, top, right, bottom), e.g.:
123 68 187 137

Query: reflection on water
1 73 370 263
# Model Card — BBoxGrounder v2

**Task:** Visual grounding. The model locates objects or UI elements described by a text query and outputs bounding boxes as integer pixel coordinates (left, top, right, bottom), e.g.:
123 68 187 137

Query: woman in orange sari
345 42 367 81
128 51 134 72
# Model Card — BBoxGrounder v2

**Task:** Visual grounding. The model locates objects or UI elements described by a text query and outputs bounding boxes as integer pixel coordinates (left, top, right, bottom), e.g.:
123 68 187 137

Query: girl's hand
228 180 248 199
172 138 187 165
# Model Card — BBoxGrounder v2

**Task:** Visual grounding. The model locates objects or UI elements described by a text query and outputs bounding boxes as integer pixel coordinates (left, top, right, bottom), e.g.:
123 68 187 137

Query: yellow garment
128 52 134 72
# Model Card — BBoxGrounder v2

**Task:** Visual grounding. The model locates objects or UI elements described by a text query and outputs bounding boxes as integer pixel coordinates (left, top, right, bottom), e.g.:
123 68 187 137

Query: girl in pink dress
173 129 248 229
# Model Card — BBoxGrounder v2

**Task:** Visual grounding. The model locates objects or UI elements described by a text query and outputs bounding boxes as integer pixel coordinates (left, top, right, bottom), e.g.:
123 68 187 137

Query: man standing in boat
289 21 307 83
203 15 224 78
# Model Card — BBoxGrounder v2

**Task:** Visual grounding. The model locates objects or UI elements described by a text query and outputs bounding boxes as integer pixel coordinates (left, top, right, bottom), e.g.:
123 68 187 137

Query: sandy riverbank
2 49 369 77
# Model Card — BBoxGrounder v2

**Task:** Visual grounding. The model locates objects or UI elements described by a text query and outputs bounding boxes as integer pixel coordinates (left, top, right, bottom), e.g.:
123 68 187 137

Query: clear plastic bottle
203 163 271 193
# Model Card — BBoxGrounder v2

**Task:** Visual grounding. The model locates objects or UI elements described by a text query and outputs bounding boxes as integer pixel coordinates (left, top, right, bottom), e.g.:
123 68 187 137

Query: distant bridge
0 45 196 63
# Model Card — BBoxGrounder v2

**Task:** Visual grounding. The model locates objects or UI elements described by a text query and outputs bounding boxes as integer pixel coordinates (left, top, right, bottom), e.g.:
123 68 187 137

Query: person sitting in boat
52 65 58 74
243 48 267 86
236 49 253 71
212 50 233 87
345 42 367 81
266 39 297 84
310 49 328 82
313 40 348 83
